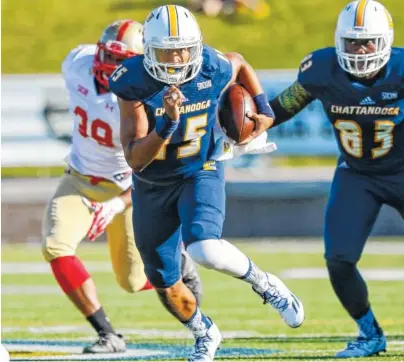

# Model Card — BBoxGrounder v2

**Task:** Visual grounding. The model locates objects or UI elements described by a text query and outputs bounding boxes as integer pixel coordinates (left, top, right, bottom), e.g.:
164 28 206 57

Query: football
219 84 256 144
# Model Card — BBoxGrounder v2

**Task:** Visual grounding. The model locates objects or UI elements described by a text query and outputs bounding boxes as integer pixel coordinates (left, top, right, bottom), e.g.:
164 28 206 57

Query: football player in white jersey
42 19 202 354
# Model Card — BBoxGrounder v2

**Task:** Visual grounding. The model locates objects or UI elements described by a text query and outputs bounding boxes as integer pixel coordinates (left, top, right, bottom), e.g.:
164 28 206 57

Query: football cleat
335 335 387 358
82 333 126 354
189 322 222 362
181 248 203 306
253 273 304 328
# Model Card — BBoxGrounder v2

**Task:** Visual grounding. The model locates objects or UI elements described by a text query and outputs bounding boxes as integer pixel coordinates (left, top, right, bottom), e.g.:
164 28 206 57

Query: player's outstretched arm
225 52 274 145
269 81 314 128
119 98 169 172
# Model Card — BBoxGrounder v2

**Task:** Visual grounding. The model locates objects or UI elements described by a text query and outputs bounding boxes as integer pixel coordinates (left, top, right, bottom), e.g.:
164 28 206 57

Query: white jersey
62 44 131 190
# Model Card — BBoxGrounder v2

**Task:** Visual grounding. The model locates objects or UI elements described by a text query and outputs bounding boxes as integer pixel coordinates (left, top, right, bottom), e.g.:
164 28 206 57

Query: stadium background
2 1 404 361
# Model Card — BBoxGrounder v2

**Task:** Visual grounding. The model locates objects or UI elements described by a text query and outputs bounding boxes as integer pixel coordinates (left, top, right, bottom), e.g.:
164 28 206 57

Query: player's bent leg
49 256 94 313
180 164 303 328
142 248 221 362
42 174 125 354
186 239 304 328
106 207 151 293
324 166 385 357
326 259 370 319
181 245 203 306
133 197 220 362
155 279 222 362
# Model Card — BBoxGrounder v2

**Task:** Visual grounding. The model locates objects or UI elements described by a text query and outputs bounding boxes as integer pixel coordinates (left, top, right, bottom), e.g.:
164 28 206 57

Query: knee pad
186 238 251 276
186 239 225 270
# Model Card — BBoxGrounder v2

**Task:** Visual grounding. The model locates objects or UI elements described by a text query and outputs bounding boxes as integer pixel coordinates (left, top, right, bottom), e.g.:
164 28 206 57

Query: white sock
239 259 269 294
183 307 212 337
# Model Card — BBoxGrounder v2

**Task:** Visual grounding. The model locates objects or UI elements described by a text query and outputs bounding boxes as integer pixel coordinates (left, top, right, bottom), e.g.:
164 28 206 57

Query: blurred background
2 2 404 360
2 0 404 243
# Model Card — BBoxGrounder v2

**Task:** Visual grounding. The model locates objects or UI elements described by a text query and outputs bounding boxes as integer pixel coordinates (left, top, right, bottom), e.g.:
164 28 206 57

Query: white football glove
82 197 126 241
214 132 277 161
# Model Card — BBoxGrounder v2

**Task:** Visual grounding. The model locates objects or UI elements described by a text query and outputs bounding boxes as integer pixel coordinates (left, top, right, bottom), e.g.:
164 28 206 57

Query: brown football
219 84 256 144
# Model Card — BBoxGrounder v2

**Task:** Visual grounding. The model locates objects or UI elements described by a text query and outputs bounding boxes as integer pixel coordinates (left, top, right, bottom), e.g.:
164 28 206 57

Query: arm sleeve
269 81 315 127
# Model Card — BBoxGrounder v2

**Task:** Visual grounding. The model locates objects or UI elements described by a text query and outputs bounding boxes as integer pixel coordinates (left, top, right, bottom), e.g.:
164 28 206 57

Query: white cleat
253 273 305 328
82 333 126 354
189 322 222 362
335 335 387 358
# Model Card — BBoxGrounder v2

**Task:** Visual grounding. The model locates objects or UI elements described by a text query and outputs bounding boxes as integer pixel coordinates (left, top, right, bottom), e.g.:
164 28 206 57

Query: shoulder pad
62 44 95 78
389 47 404 80
199 45 233 92
297 47 336 92
199 45 230 75
108 55 162 101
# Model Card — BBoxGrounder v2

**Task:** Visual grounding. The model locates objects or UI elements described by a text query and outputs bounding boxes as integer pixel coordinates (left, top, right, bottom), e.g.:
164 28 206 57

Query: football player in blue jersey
109 4 304 361
269 0 403 358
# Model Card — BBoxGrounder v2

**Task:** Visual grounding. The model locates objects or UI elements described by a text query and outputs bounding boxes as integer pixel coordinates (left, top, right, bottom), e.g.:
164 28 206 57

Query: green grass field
3 0 404 73
2 241 404 361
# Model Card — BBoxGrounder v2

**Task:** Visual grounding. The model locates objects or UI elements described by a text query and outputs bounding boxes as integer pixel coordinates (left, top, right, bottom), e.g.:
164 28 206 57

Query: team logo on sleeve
300 54 313 72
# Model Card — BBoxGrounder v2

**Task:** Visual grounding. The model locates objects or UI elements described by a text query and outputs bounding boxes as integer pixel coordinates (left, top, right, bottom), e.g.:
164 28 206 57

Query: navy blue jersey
109 45 233 181
298 47 404 174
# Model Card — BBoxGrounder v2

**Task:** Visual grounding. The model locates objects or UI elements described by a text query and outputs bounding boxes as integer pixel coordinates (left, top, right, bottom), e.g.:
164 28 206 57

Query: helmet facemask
334 0 394 79
335 33 392 78
93 40 138 88
144 39 203 85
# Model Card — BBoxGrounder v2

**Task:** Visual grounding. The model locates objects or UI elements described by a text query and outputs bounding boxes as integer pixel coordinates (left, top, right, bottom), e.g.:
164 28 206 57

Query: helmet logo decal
167 5 179 37
116 20 131 41
354 0 369 27
384 8 393 29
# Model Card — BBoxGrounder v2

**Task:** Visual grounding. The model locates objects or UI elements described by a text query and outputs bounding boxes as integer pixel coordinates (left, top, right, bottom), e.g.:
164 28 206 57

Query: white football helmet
335 0 394 78
143 5 203 84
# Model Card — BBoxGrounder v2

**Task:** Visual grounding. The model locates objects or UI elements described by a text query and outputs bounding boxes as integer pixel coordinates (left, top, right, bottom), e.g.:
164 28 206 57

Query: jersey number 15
156 114 208 160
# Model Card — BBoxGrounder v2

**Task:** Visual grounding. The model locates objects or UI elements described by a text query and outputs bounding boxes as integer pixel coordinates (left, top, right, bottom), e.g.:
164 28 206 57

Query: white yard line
280 268 404 281
3 241 404 275
245 240 404 254
2 262 112 275
2 326 257 339
3 326 404 340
